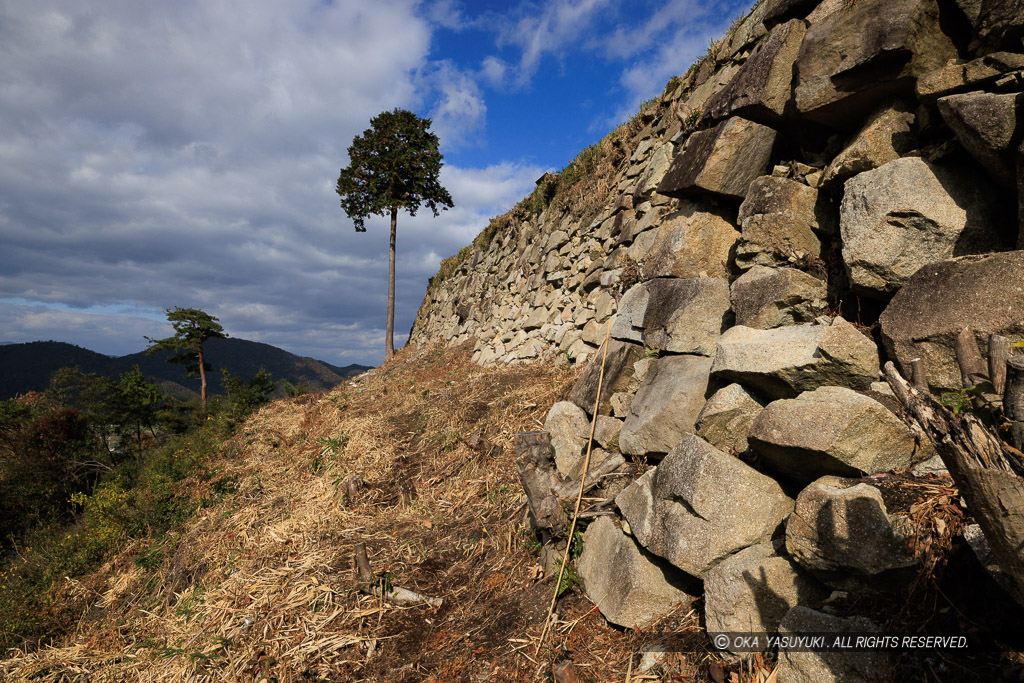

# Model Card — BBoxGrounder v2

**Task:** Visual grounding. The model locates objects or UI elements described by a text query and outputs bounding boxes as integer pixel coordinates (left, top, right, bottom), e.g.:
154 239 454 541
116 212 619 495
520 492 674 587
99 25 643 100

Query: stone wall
411 0 1024 674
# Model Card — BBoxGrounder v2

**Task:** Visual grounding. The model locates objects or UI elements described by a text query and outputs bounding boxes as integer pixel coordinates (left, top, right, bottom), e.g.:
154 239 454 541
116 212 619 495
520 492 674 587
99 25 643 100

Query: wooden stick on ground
353 542 442 608
537 321 612 654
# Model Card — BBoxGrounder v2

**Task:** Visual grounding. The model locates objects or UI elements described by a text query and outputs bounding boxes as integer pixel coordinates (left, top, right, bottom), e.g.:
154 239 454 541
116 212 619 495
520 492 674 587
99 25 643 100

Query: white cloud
428 62 488 149
498 0 613 86
479 56 509 89
0 0 470 366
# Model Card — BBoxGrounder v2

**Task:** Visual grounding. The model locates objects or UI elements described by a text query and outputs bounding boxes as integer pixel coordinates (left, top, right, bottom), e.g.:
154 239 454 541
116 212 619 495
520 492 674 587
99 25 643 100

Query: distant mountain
0 339 371 400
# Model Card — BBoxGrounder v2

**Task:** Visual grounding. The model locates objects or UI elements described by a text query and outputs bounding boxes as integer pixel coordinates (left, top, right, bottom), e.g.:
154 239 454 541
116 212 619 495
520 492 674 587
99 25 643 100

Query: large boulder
610 283 649 343
611 278 731 355
656 117 777 201
642 278 731 355
619 354 713 456
878 251 1024 391
543 401 591 480
567 339 643 416
776 606 891 682
616 435 794 578
840 157 1004 297
576 516 696 629
643 202 740 280
704 543 829 654
786 476 918 584
748 386 919 482
821 101 915 184
695 383 764 454
730 266 828 329
711 318 880 399
735 176 827 270
794 0 958 127
938 91 1023 188
701 19 806 126
972 0 1024 52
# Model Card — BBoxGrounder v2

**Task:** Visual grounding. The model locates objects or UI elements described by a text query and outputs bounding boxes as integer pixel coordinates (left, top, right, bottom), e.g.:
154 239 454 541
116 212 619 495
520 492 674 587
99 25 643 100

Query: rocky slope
410 0 1024 677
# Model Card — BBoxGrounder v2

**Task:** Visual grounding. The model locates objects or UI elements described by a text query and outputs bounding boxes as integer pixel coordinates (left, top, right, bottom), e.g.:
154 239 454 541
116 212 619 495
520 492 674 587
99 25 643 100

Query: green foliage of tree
221 366 275 421
117 365 163 459
145 307 227 412
336 108 454 360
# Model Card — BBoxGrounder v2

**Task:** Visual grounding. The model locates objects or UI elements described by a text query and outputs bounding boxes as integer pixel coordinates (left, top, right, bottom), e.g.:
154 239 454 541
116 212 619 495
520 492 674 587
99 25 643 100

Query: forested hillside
0 339 370 400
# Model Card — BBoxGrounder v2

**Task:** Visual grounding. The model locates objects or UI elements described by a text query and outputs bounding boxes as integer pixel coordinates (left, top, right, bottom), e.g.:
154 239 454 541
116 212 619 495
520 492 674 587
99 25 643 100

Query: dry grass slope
0 343 718 681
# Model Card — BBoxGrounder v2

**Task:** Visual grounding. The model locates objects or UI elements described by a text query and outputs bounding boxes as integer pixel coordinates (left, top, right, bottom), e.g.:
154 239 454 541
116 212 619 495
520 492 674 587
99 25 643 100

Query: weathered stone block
878 251 1024 392
705 543 829 653
643 201 739 280
616 435 794 578
619 355 713 456
711 318 879 399
567 339 643 416
577 517 696 629
731 266 828 329
794 0 957 127
776 606 891 682
748 386 918 482
972 0 1024 52
735 176 827 270
656 117 777 201
840 157 1003 297
544 401 591 480
786 476 917 582
917 52 1024 99
695 383 764 454
612 278 731 356
938 91 1023 188
702 20 806 126
822 101 915 184
642 278 730 355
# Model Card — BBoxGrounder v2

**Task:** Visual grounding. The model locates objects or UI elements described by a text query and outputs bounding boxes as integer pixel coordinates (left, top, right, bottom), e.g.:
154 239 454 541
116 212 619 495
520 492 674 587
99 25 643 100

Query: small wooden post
910 358 928 394
988 335 1010 397
954 327 986 388
1006 356 1024 452
354 542 373 582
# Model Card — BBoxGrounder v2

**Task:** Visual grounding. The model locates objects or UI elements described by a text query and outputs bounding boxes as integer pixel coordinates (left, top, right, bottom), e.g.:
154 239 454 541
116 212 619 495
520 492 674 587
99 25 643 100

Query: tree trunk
386 208 397 361
884 362 1024 606
198 345 208 413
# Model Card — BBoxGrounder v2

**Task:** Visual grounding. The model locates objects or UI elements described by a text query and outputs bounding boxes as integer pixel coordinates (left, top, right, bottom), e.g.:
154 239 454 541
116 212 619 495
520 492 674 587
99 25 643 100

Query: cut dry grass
0 342 729 681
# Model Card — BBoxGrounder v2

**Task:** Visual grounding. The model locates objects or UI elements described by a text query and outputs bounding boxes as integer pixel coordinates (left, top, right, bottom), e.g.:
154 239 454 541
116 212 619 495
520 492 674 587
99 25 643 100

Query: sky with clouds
0 0 749 367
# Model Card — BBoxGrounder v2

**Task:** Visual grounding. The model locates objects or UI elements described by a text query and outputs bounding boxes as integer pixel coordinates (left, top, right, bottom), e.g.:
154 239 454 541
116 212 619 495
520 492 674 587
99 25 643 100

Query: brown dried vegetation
0 343 721 681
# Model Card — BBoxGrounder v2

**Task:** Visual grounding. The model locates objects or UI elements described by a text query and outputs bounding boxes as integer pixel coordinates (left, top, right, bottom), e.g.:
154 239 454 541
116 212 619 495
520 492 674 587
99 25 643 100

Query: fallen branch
884 361 1024 606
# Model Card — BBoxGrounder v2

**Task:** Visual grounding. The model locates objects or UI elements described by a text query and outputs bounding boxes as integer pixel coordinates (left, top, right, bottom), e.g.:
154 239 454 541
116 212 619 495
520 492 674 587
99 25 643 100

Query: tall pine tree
145 307 226 412
336 109 453 361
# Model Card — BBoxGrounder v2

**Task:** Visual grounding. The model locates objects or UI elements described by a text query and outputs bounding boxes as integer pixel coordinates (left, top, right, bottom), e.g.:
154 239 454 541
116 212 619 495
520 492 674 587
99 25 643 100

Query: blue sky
0 0 749 367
